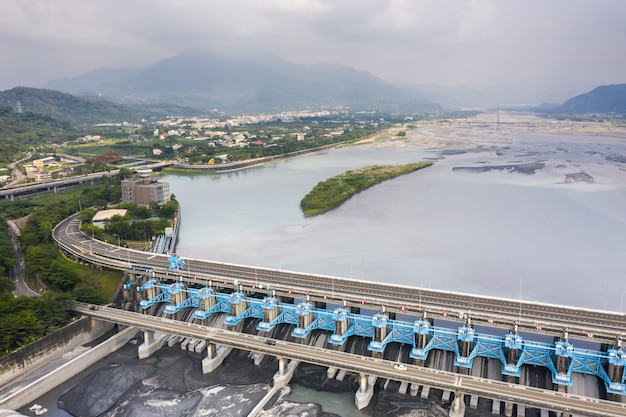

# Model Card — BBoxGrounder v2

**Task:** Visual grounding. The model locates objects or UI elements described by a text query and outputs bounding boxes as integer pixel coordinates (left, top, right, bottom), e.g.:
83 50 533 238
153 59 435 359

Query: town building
92 209 129 229
121 168 170 207
32 156 56 169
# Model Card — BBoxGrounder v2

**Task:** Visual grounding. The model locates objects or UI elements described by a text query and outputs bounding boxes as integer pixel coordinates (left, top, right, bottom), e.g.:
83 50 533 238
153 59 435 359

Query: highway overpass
0 171 118 201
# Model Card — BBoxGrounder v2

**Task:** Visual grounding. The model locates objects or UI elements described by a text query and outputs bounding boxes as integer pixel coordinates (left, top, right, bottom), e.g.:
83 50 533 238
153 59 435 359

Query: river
16 113 626 416
169 115 626 310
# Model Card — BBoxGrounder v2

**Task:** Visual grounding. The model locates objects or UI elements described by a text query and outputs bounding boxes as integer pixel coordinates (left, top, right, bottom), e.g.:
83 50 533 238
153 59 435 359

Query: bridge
52 213 626 416
0 161 174 201
0 171 119 201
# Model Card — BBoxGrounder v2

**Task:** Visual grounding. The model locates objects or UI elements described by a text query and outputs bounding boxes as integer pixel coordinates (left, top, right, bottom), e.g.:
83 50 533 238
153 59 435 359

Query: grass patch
64 259 123 300
162 167 217 175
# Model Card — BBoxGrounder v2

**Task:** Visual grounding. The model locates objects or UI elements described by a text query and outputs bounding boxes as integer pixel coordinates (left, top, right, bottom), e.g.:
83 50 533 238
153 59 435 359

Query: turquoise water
286 384 373 417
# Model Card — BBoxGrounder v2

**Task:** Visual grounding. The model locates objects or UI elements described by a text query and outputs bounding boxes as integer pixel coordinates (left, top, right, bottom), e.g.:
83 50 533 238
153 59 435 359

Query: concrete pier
354 374 376 410
137 329 165 359
491 399 500 414
442 390 452 402
273 359 299 388
399 381 408 394
449 392 466 417
201 345 232 373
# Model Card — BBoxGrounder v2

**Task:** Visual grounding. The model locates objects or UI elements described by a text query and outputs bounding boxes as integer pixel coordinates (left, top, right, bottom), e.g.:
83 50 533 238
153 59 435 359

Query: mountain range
44 49 441 114
1 49 623 121
554 84 626 114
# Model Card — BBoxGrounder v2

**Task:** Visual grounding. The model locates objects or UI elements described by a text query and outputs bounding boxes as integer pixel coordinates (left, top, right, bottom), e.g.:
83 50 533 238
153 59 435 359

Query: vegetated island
300 162 433 217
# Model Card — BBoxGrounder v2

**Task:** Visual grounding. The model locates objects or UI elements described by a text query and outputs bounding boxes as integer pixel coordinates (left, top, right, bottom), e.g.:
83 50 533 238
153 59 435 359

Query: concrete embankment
170 144 339 172
0 318 135 411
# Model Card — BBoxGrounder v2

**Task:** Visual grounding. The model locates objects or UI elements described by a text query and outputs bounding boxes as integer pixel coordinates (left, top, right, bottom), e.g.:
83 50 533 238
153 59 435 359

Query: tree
0 309 43 351
45 260 79 291
157 200 178 219
118 167 133 180
0 277 14 300
31 292 74 334
77 208 97 223
72 284 106 305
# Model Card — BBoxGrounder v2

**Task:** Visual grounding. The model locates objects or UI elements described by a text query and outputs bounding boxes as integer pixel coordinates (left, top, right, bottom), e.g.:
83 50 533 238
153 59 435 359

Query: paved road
4 220 33 297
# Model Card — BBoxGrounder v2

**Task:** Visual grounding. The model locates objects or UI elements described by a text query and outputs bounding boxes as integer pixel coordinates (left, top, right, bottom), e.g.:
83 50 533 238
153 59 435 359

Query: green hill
0 87 152 124
0 104 85 164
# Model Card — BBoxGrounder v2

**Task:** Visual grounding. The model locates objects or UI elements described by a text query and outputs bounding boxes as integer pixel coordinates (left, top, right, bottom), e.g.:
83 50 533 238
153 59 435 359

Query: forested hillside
0 87 155 124
0 104 83 164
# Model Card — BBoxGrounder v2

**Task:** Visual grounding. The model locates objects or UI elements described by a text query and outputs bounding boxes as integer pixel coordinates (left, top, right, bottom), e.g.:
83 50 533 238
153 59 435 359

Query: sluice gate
131 279 626 395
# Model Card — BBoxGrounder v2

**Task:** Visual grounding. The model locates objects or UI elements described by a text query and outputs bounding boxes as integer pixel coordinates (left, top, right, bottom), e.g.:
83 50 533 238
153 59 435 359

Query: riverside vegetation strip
300 162 433 217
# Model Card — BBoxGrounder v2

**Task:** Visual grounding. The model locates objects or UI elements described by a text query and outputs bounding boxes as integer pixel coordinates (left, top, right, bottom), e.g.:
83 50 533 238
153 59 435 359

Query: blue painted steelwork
191 287 232 320
411 318 431 361
291 302 336 338
503 332 523 376
369 313 415 352
135 278 155 292
466 332 507 369
131 283 626 394
123 279 134 291
608 348 626 393
163 282 195 314
257 296 288 332
224 291 264 326
139 279 172 309
327 309 375 345
168 254 185 270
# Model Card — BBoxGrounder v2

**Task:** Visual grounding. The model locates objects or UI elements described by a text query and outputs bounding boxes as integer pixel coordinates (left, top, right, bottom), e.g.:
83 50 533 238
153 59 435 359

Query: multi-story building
32 156 56 169
121 168 170 207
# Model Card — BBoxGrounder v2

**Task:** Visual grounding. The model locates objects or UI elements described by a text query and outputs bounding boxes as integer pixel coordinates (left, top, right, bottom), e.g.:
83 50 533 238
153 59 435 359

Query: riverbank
165 142 359 174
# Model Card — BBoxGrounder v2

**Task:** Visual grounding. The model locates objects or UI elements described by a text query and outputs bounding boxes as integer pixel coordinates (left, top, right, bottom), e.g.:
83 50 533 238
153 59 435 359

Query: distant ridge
45 49 441 114
0 86 141 124
555 84 626 114
0 86 204 124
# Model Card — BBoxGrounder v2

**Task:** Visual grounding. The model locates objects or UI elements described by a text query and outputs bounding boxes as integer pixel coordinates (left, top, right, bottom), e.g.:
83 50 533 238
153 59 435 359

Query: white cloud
0 0 624 101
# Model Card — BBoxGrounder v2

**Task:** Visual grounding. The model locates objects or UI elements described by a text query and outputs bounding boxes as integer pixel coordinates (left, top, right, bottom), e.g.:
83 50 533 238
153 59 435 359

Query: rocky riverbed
43 335 499 417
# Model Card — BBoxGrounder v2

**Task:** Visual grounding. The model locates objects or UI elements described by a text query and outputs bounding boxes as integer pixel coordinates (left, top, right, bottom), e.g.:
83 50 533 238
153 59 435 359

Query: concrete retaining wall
0 317 113 389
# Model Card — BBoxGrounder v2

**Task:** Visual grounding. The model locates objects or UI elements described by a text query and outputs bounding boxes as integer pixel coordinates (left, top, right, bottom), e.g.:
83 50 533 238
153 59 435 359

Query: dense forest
0 104 85 164
0 87 156 124
0 281 75 354
1 178 122 298
0 173 171 356
0 174 180 311
0 220 16 279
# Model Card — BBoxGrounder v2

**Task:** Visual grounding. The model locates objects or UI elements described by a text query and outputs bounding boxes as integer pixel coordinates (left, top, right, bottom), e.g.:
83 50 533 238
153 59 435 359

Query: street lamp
114 233 120 247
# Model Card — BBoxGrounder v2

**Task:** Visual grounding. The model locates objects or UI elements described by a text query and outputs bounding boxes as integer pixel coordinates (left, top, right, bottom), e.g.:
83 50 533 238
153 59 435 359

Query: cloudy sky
1 0 625 101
